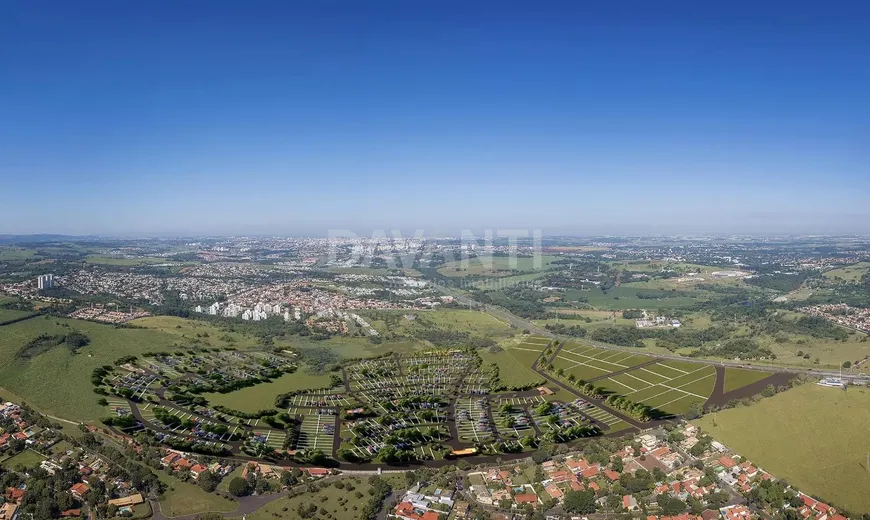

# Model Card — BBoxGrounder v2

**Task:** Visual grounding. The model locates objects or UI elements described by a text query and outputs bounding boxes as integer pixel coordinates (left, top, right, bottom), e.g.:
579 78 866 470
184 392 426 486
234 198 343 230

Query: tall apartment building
36 274 54 290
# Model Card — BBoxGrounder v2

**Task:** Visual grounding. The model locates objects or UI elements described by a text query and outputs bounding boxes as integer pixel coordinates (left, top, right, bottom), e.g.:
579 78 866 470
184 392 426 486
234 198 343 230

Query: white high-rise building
37 274 54 290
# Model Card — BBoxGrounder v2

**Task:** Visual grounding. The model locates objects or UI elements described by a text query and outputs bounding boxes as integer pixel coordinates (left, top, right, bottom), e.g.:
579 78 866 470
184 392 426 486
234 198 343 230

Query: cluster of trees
18 331 91 359
688 338 774 360
604 395 664 422
212 405 277 419
543 323 588 337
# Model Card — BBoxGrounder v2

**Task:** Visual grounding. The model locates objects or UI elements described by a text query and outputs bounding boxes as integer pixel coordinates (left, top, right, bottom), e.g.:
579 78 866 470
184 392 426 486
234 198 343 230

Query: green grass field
130 315 261 349
505 336 551 369
246 475 405 520
0 248 37 261
0 316 224 422
325 266 422 277
362 308 514 341
438 255 560 277
562 286 699 310
84 255 172 266
723 367 773 393
694 383 870 514
156 471 237 516
204 369 338 413
822 262 870 282
478 348 544 388
1 449 47 469
0 309 36 323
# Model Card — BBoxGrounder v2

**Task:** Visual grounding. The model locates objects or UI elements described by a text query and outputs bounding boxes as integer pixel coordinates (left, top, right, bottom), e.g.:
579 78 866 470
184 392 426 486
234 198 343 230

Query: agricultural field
694 383 870 514
438 255 560 277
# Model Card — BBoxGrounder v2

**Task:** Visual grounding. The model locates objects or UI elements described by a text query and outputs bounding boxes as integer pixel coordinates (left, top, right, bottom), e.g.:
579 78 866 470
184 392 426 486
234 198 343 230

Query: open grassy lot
84 255 173 266
562 286 699 310
0 309 37 323
478 348 544 388
129 315 261 349
0 248 37 261
204 370 337 413
505 336 551 369
155 470 237 516
723 367 773 393
245 476 401 520
363 308 513 341
694 383 870 514
438 255 560 277
822 262 870 282
326 266 422 277
0 449 47 469
0 316 197 422
551 343 653 381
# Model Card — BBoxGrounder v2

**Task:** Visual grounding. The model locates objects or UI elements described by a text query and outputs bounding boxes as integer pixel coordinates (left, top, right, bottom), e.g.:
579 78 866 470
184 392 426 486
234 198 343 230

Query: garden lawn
694 383 870 514
1 449 46 469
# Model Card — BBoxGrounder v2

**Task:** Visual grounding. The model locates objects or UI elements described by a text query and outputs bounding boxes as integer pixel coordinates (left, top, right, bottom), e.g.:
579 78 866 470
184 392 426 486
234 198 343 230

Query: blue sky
1 1 868 236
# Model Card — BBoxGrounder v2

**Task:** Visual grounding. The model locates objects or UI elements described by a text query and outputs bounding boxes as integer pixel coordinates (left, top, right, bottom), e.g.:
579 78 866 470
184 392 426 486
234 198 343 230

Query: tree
563 490 596 514
227 477 250 497
198 470 219 492
684 401 703 420
657 494 686 515
843 360 852 368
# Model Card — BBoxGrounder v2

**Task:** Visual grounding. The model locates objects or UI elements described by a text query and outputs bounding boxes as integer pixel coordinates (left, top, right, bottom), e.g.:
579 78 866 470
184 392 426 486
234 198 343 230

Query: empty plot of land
614 364 717 415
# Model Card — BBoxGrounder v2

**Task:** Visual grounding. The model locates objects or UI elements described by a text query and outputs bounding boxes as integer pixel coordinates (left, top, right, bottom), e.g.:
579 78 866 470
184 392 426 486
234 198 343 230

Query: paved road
437 284 870 383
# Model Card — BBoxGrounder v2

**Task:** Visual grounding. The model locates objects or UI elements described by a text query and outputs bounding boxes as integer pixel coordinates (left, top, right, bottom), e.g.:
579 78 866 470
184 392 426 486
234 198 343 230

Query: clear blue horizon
1 1 868 236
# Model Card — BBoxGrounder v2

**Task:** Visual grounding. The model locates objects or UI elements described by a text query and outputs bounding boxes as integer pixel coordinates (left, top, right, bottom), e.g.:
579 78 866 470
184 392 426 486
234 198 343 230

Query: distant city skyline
1 1 868 236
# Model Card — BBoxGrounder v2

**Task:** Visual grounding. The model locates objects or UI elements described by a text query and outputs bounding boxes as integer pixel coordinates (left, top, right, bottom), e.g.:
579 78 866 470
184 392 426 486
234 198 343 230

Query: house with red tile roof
161 453 179 466
70 483 89 500
393 501 441 520
604 469 620 482
515 494 538 506
623 495 638 511
5 487 24 503
189 464 208 479
544 484 563 500
717 456 737 470
581 465 600 478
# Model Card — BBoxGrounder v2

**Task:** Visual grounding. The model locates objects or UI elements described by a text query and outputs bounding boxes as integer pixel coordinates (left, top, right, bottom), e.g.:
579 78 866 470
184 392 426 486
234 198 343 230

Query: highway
436 284 870 383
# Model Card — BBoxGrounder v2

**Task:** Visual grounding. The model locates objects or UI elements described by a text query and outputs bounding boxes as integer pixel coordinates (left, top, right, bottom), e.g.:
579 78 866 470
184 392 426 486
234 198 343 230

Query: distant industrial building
37 274 54 290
